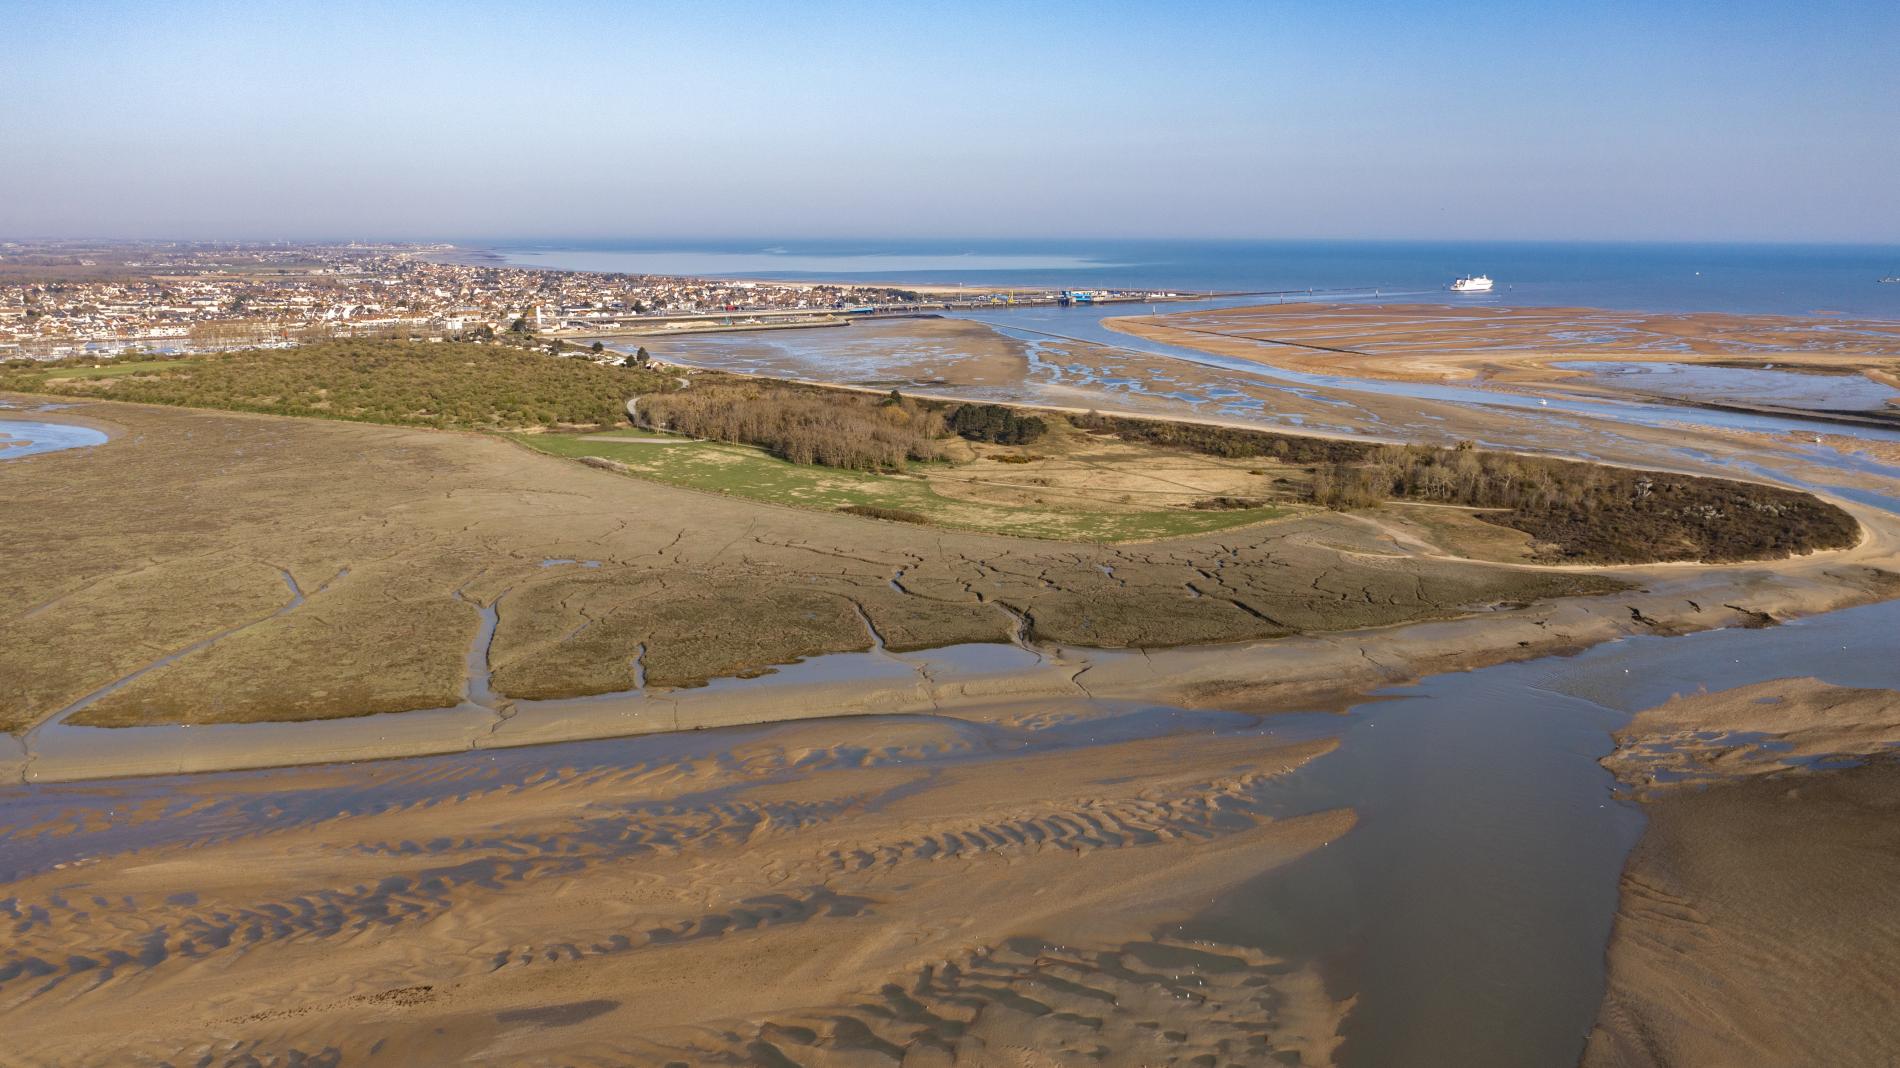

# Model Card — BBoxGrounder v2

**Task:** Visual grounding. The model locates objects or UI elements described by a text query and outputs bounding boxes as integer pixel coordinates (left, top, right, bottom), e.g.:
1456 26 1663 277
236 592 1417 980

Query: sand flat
1587 679 1900 1067
1109 303 1900 387
0 716 1357 1065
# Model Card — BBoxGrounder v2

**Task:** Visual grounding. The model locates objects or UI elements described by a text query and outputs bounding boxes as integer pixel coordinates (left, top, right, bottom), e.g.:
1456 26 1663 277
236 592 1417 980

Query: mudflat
1586 679 1900 1067
641 315 1038 389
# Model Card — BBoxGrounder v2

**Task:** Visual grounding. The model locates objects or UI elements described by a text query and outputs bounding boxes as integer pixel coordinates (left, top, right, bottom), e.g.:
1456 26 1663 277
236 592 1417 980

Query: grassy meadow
516 428 1293 542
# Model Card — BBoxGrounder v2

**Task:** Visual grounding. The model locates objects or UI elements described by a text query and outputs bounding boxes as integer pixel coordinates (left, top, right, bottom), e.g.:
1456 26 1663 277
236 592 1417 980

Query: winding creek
5 303 1900 1064
632 299 1900 452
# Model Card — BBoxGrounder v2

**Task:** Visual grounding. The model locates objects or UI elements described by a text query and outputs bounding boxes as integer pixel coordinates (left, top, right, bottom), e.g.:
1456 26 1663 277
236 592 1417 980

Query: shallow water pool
1557 360 1900 412
0 418 108 459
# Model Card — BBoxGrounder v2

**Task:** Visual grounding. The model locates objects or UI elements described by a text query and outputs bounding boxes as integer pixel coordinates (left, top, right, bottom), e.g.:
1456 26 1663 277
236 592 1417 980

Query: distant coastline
466 238 1900 318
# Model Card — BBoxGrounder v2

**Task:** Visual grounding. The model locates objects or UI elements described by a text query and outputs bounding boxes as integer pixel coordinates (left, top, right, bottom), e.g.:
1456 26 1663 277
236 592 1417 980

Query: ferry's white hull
1449 279 1494 293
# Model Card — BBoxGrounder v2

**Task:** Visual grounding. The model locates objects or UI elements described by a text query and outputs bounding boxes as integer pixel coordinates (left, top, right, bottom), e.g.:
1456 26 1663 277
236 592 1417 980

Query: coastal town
0 240 1193 359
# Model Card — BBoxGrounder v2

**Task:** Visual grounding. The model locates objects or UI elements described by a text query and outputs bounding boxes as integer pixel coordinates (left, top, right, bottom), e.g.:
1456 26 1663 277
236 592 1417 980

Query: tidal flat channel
633 301 1900 451
1555 359 1900 412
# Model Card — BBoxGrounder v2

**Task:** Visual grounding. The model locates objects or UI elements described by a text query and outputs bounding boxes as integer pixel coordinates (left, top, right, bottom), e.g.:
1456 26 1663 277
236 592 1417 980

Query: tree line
1074 411 1858 563
633 381 946 471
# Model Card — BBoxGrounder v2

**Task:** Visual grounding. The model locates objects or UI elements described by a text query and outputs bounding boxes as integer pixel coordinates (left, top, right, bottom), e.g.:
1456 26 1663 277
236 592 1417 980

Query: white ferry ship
1449 274 1495 293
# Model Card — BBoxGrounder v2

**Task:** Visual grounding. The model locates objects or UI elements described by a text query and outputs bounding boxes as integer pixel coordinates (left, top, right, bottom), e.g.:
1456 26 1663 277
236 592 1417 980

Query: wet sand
1107 303 1900 385
0 709 1358 1065
12 593 1900 1066
1603 677 1900 788
1587 679 1900 1066
642 316 1038 390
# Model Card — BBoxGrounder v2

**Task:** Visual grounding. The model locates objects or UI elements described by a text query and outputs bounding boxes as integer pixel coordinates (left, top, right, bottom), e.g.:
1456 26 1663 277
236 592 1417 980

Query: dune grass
517 430 1290 542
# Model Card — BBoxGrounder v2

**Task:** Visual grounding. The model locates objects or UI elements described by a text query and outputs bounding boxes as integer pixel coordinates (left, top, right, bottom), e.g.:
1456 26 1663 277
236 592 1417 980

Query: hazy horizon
12 236 1900 249
6 0 1898 243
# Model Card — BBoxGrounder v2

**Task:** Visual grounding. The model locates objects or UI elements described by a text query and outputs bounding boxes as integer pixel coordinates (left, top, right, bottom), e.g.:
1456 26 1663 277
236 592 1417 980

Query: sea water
481 238 1900 318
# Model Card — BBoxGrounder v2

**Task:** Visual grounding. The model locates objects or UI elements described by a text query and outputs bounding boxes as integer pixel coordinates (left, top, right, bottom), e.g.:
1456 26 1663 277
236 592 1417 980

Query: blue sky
3 0 1895 242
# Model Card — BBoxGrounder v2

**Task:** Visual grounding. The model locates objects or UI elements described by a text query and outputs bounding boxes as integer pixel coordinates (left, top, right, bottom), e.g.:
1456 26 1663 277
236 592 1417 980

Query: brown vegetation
838 504 927 524
1075 411 1364 464
633 379 945 471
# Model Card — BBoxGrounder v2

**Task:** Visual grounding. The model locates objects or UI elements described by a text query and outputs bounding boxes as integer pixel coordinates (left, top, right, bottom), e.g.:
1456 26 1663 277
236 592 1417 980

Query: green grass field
516 429 1290 542
38 358 200 379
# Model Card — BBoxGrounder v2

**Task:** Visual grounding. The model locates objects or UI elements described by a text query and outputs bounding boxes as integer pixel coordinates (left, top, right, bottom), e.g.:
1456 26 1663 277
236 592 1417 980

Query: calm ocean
483 239 1900 319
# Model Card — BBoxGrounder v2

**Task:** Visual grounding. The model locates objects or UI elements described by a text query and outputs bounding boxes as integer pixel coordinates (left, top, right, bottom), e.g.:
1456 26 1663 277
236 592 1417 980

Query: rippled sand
0 709 1356 1065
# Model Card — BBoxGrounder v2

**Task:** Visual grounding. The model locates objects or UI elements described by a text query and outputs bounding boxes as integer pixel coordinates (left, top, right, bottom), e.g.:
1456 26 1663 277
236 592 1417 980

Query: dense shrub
2 340 674 430
1073 411 1857 563
838 504 927 523
635 381 945 471
1074 411 1363 463
948 403 1046 445
1315 442 1860 563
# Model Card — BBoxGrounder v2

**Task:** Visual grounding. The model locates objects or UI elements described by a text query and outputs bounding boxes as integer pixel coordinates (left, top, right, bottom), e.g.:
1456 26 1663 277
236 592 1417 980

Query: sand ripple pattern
0 755 1313 1003
0 706 1350 1065
629 937 1346 1067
